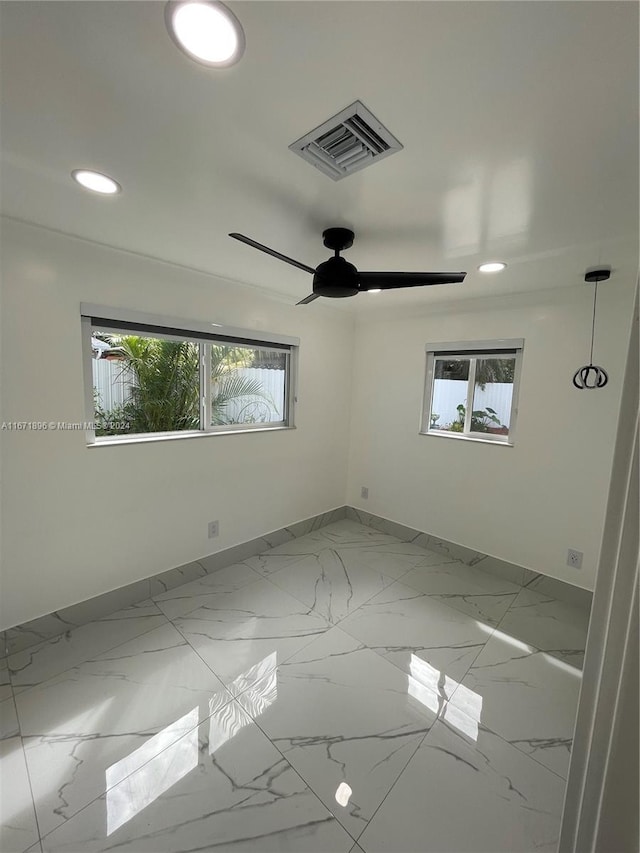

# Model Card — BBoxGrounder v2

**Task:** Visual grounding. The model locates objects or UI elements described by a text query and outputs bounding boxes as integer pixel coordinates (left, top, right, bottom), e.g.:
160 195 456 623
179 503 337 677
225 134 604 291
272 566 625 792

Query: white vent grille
289 101 403 181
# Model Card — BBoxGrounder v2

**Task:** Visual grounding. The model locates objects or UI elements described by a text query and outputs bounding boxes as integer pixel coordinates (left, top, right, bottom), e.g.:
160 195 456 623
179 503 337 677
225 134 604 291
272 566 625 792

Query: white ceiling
1 1 638 313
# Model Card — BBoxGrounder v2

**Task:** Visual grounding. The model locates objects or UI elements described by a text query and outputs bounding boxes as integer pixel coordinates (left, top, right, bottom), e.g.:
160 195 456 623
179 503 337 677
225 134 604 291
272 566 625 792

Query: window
81 305 298 444
421 339 523 444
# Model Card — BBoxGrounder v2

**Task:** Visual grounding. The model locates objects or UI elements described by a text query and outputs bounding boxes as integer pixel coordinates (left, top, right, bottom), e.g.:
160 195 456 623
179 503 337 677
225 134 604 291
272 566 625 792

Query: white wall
0 220 354 628
2 218 636 629
346 283 636 591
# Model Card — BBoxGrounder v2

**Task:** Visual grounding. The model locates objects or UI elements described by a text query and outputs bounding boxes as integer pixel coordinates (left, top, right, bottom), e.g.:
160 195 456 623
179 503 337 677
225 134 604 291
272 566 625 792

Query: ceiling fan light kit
229 228 467 305
572 267 611 390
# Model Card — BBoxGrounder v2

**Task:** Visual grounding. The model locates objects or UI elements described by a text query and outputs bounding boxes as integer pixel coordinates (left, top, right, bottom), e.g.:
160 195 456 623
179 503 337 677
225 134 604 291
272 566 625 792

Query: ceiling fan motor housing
313 257 359 297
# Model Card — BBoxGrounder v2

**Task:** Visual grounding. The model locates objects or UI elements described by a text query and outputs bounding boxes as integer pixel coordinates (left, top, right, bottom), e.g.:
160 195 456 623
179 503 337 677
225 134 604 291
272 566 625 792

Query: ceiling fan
229 228 466 304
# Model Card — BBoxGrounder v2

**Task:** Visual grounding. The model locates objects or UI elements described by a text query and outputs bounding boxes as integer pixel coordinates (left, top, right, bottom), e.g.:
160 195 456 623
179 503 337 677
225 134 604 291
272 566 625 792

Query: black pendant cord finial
573 268 611 390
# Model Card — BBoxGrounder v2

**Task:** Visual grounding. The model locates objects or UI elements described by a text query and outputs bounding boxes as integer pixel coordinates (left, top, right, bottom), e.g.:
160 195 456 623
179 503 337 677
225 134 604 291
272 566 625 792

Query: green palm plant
474 358 515 390
210 345 273 425
94 336 275 435
117 335 200 433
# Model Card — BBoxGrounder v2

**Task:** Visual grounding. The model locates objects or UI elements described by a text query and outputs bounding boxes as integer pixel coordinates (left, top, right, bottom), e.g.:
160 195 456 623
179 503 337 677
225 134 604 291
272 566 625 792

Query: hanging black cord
589 280 598 365
573 269 610 389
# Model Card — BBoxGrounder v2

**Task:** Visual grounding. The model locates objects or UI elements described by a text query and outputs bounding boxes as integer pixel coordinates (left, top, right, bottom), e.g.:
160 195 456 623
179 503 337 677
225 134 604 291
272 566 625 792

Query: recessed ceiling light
366 289 382 294
72 170 121 195
478 262 507 273
165 1 245 67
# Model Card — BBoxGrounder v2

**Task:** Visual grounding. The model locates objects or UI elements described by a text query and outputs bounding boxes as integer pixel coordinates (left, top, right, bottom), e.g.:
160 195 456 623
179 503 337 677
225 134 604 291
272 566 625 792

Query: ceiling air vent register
289 101 403 181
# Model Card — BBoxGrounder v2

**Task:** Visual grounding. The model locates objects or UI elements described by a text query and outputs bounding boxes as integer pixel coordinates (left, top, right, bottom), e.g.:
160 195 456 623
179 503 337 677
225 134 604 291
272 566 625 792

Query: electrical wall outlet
208 520 219 538
567 548 583 569
360 486 369 499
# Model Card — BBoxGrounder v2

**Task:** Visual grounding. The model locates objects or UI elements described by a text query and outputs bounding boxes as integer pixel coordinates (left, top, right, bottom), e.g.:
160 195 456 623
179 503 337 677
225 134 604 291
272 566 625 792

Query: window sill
88 425 295 447
420 430 514 447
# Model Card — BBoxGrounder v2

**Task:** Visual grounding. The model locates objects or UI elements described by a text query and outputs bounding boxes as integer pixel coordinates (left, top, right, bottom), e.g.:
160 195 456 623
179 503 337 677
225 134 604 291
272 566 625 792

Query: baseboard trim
1 506 348 657
346 506 593 611
1 503 592 657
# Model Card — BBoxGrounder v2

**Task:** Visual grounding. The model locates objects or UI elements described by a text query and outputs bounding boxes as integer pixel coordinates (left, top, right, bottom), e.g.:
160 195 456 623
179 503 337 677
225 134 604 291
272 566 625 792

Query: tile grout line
164 587 330 703
442 588 580 784
31 690 234 849
7 605 171 700
162 533 442 847
151 560 265 619
22 583 360 849
28 598 292 851
255 546 422 630
0 508 349 661
11 675 46 851
232 539 498 843
16 519 577 850
441 573 529 705
227 703 362 849
346 711 445 848
333 569 500 695
353 692 571 852
9 551 311 700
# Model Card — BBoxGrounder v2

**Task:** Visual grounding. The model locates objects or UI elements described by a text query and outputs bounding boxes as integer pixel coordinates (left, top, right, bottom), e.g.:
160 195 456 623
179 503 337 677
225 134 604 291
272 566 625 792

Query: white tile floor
0 520 589 853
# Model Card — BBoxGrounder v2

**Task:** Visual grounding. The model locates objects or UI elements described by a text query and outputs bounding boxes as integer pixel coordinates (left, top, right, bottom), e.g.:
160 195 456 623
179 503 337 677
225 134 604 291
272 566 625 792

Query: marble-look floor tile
2 516 586 852
1 695 20 741
38 699 354 853
0 658 13 703
267 551 394 625
173 578 330 694
245 536 329 560
336 542 452 581
251 538 437 586
1 736 41 853
265 521 402 559
147 560 208 597
8 601 167 695
411 532 485 568
151 561 261 620
339 581 490 699
4 615 82 660
237 627 440 840
400 560 521 626
524 574 593 611
16 623 227 837
244 552 309 577
358 713 565 853
284 508 347 541
3 580 150 658
307 520 406 550
454 630 582 778
469 553 530 587
344 509 426 547
498 588 590 667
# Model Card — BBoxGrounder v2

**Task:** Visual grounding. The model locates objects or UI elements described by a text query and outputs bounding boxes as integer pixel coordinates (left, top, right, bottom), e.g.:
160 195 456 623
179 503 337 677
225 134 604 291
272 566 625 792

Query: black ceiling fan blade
296 293 321 305
358 271 466 290
229 233 315 275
